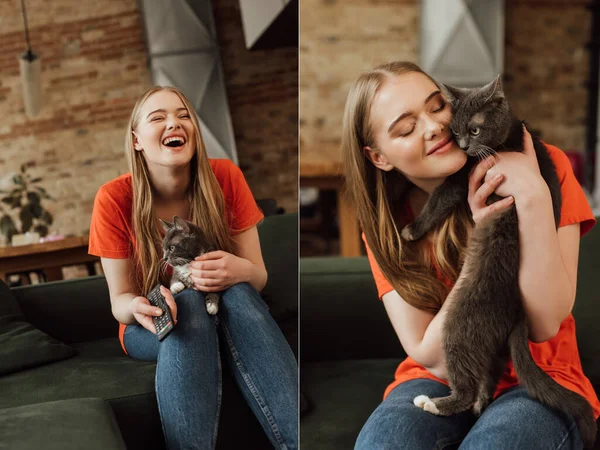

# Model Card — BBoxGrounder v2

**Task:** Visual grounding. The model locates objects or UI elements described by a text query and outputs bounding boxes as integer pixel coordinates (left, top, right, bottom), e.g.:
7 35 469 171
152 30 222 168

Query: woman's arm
513 192 579 342
190 226 268 292
382 263 474 380
482 128 579 342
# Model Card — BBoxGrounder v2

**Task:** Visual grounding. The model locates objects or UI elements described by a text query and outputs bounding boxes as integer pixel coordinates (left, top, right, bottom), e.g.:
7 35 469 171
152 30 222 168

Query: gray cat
402 77 596 447
160 216 221 315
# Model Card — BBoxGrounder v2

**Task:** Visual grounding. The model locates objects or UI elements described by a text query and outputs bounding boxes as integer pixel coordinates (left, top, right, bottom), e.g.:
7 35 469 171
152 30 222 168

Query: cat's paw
472 397 490 417
401 225 417 242
205 293 219 315
413 395 440 415
170 282 185 295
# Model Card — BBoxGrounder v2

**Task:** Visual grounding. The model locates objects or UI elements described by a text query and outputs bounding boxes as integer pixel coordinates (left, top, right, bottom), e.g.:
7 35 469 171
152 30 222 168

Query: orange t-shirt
363 144 600 417
88 159 265 353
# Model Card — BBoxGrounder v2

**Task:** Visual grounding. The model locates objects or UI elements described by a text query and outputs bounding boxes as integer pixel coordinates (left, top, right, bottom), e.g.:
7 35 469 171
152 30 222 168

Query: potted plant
0 163 53 245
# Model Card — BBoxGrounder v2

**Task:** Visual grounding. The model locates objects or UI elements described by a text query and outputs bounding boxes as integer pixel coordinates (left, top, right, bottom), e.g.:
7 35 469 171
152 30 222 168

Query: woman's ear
132 131 143 151
364 146 394 171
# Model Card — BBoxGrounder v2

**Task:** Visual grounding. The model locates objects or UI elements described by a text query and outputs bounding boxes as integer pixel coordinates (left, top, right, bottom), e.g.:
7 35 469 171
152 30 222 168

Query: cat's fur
160 216 220 315
401 77 596 447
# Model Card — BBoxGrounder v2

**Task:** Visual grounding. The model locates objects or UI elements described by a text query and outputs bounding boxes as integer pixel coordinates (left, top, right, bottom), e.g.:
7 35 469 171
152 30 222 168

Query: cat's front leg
205 293 220 315
170 281 185 295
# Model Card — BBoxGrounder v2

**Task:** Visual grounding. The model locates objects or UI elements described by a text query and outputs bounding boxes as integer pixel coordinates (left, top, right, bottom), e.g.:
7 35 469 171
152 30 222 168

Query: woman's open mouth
161 135 186 150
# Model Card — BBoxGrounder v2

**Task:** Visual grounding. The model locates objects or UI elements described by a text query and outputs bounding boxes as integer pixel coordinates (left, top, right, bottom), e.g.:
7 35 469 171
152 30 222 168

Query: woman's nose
166 117 181 130
423 117 442 140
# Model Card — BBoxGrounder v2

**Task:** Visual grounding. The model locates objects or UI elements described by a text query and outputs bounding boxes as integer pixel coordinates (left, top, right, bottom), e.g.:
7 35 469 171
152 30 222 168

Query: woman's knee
172 289 212 331
220 283 268 315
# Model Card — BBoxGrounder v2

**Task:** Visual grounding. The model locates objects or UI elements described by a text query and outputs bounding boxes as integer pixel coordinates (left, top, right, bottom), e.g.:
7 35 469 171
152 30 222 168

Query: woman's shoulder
208 158 245 189
541 142 572 179
95 173 133 204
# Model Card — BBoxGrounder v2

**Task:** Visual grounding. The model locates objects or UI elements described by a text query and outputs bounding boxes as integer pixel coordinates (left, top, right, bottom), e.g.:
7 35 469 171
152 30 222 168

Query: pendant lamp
18 0 40 117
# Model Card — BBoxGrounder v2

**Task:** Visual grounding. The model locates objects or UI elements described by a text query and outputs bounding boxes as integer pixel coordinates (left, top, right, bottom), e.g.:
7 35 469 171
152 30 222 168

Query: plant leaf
27 191 41 205
1 197 12 205
20 164 26 174
30 177 42 183
33 224 48 237
11 196 21 208
12 174 25 186
34 186 47 194
20 206 33 232
31 203 43 218
0 215 17 235
41 210 53 225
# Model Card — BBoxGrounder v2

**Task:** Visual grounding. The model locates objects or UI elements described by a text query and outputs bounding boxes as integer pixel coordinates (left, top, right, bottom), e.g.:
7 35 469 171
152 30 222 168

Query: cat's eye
169 245 175 251
450 127 459 136
470 127 481 136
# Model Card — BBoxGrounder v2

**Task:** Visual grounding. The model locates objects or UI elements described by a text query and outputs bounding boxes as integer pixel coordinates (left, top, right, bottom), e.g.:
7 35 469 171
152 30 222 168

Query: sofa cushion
300 358 400 450
258 213 298 322
0 279 75 376
0 397 126 450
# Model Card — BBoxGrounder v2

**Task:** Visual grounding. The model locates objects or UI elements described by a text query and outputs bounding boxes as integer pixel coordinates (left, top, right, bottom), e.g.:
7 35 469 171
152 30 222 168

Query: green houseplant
0 164 53 245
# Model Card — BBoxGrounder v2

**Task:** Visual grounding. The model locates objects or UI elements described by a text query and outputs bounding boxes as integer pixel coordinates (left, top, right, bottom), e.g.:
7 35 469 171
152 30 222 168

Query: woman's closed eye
432 101 446 113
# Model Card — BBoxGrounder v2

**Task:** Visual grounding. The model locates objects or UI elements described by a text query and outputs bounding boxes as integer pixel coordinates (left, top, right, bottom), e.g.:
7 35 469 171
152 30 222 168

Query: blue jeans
355 378 583 450
123 283 298 450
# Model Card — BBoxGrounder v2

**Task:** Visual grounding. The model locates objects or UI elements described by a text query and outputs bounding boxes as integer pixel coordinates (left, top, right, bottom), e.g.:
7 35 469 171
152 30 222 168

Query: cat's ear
173 216 190 233
440 84 470 103
479 75 504 102
159 219 174 232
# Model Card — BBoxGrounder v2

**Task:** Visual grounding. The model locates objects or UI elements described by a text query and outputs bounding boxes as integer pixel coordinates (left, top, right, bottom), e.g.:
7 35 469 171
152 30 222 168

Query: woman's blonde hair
125 86 235 296
342 61 471 313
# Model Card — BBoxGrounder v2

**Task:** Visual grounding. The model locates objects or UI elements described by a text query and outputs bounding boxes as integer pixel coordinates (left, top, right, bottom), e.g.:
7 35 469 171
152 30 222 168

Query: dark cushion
0 279 75 376
259 213 298 323
0 398 126 450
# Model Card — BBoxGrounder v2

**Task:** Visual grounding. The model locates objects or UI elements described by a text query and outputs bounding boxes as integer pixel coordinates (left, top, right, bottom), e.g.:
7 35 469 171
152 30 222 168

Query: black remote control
146 284 175 341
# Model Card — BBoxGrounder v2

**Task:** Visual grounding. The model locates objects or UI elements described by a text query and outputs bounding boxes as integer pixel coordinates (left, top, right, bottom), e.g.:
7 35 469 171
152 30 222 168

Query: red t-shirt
363 144 600 417
88 159 264 353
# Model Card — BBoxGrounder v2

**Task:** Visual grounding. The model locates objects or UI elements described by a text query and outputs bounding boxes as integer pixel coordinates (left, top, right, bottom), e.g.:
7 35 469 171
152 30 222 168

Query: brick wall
0 0 150 242
0 0 298 245
300 0 592 157
212 0 298 213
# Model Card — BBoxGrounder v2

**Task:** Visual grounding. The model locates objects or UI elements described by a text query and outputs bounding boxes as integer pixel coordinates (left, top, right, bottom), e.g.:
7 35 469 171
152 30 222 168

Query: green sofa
300 217 600 449
0 213 298 450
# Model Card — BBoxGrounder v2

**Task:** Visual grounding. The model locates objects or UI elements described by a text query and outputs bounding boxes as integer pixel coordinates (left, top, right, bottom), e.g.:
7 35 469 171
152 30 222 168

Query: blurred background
0 0 298 285
300 0 600 257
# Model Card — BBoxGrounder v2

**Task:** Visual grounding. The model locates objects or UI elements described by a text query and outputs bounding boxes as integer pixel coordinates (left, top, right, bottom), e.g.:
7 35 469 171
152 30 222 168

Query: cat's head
441 76 512 158
160 216 212 267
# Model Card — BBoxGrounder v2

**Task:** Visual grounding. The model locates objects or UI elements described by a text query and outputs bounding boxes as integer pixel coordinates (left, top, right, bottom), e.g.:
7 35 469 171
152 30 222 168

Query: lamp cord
20 0 34 61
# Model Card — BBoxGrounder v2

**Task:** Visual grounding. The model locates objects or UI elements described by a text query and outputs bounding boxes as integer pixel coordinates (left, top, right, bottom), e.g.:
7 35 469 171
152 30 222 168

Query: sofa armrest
11 275 117 344
300 256 405 362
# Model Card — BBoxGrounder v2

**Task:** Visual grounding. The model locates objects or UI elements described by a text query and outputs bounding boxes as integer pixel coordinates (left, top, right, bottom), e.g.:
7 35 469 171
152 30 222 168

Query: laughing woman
88 86 298 450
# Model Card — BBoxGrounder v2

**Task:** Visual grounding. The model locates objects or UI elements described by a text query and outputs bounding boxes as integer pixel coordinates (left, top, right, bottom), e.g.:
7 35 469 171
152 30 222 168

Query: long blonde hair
342 61 471 313
125 86 235 296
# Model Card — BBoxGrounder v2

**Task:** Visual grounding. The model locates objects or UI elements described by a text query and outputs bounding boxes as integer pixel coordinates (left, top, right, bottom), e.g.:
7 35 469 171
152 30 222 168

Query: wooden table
0 235 99 282
300 143 362 257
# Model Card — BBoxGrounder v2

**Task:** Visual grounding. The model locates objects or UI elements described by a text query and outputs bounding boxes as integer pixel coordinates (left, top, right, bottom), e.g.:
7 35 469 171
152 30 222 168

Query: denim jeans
355 378 583 450
123 283 298 450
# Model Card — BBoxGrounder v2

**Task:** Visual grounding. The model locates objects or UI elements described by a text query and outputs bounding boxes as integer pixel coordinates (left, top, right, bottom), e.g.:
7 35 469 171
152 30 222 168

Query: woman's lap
355 379 582 450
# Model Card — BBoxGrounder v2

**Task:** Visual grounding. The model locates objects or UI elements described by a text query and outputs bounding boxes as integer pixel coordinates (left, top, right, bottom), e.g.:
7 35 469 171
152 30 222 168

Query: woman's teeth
162 137 185 147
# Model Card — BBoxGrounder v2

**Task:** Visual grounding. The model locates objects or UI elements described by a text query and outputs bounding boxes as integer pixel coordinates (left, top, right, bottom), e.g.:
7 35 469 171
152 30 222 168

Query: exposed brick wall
0 0 298 245
0 0 150 242
300 0 592 157
504 1 591 152
212 0 298 213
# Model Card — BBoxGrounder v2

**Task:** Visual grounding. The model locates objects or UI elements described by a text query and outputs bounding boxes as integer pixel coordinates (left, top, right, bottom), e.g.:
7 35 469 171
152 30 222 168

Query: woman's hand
130 285 178 334
468 127 545 225
189 251 253 292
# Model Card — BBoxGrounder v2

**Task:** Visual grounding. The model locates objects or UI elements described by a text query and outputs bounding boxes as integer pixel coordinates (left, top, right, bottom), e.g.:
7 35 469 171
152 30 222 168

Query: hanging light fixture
18 0 41 117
